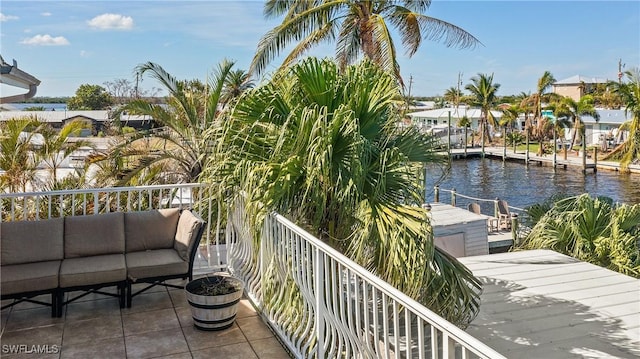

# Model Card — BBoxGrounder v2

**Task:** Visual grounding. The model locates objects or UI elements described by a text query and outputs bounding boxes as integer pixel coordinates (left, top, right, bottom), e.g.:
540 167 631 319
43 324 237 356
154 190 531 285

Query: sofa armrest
173 210 206 264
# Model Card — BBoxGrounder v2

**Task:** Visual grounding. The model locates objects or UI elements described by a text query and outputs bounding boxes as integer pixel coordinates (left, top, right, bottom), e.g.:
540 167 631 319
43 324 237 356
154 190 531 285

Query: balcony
1 184 504 358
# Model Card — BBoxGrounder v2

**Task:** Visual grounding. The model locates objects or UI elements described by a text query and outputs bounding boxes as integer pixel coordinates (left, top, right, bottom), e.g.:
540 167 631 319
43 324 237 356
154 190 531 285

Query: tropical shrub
206 57 481 327
519 194 640 278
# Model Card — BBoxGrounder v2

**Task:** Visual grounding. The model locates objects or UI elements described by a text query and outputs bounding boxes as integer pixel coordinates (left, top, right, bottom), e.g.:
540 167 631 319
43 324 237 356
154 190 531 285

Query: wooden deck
447 147 640 174
459 250 640 358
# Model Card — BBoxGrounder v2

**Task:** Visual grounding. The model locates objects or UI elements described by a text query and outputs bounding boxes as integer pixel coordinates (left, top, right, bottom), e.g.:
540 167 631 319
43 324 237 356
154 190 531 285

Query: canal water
425 158 640 210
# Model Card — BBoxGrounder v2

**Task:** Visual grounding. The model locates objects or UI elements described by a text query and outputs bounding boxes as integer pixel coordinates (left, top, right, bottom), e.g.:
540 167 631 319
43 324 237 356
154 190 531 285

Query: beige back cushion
1 218 64 265
174 210 204 261
124 208 180 252
64 212 125 258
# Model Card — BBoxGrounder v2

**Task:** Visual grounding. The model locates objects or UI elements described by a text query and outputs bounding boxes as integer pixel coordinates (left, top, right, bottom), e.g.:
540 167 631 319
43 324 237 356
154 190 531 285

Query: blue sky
1 1 638 98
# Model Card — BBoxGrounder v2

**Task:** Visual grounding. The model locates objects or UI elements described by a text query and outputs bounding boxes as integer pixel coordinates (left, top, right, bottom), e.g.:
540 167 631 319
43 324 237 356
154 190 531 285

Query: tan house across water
552 74 609 101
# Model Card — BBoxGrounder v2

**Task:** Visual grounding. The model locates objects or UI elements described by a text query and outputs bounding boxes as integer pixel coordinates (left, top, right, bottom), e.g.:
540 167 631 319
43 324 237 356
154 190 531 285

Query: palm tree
221 69 255 108
465 73 500 154
519 194 640 278
93 60 237 185
527 71 557 155
0 117 39 192
443 86 462 106
603 68 640 172
252 0 480 84
36 120 91 184
500 104 520 153
554 95 599 160
206 58 481 327
457 115 471 151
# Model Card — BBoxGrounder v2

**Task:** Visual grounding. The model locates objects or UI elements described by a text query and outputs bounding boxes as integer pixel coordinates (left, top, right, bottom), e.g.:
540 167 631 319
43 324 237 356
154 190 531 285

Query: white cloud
21 34 70 46
41 12 52 17
0 13 19 22
80 50 90 57
87 13 133 30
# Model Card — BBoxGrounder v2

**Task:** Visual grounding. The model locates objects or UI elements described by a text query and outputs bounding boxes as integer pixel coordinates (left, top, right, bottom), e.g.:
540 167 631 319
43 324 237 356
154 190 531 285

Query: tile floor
0 279 291 359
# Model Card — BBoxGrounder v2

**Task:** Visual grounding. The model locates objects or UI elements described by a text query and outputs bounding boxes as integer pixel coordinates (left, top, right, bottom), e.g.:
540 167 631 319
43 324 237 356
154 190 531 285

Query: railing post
525 132 530 165
314 246 325 358
502 127 507 161
434 186 440 203
494 198 499 218
511 214 519 246
93 192 99 215
593 147 598 173
451 188 456 207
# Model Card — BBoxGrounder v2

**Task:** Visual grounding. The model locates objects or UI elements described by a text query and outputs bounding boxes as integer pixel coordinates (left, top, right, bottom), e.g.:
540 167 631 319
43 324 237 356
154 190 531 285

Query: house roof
0 110 151 124
407 107 503 120
582 109 634 125
554 75 609 85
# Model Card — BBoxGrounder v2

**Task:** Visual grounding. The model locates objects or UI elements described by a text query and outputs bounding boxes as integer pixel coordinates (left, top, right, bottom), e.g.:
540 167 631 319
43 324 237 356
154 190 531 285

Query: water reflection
425 158 640 209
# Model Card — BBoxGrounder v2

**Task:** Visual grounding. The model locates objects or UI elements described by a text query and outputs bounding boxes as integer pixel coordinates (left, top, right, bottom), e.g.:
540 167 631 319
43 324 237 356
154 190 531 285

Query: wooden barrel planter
185 275 243 331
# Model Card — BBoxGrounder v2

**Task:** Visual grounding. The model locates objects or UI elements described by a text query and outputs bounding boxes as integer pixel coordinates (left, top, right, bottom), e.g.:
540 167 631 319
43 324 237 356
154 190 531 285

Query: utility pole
456 72 462 108
618 59 625 84
405 74 414 115
135 73 140 99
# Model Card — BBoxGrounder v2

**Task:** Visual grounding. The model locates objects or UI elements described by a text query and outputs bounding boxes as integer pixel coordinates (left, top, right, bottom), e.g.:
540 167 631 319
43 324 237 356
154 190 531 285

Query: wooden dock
446 147 615 173
459 250 640 358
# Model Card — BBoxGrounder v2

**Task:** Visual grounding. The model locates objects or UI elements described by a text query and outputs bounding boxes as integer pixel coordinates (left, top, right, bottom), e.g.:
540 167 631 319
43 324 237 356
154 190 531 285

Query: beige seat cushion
126 249 188 281
124 208 180 252
1 218 64 265
1 261 61 295
174 210 204 261
59 254 126 288
64 212 125 258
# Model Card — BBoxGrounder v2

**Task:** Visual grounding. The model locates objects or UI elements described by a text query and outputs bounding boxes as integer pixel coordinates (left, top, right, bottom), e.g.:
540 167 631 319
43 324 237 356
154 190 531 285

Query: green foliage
506 131 525 147
0 117 39 192
23 106 46 111
67 84 113 110
121 126 135 135
0 118 91 192
519 194 640 278
465 73 500 146
252 0 479 84
18 96 69 104
93 59 241 186
207 58 481 327
603 68 640 171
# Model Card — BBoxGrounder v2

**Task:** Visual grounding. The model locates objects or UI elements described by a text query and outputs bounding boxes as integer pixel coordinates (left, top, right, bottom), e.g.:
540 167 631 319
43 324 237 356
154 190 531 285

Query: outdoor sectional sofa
1 208 205 317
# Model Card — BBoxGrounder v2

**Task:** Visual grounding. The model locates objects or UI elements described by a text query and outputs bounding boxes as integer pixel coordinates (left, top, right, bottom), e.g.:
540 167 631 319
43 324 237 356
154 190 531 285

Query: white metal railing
2 184 505 358
0 183 226 270
227 202 506 359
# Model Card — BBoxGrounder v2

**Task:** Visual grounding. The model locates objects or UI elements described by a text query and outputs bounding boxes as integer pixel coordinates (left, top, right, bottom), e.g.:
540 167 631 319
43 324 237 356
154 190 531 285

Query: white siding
429 203 489 257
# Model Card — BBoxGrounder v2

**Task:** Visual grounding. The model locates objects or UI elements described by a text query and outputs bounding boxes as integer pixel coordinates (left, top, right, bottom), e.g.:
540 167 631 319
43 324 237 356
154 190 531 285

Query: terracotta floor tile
125 328 189 359
237 299 258 319
4 307 65 332
192 342 258 359
152 353 193 359
122 308 180 336
7 294 54 311
123 290 173 315
59 336 125 359
175 306 194 328
1 323 64 349
236 316 274 341
169 289 188 308
64 298 121 322
62 315 122 346
250 337 292 358
182 323 246 351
